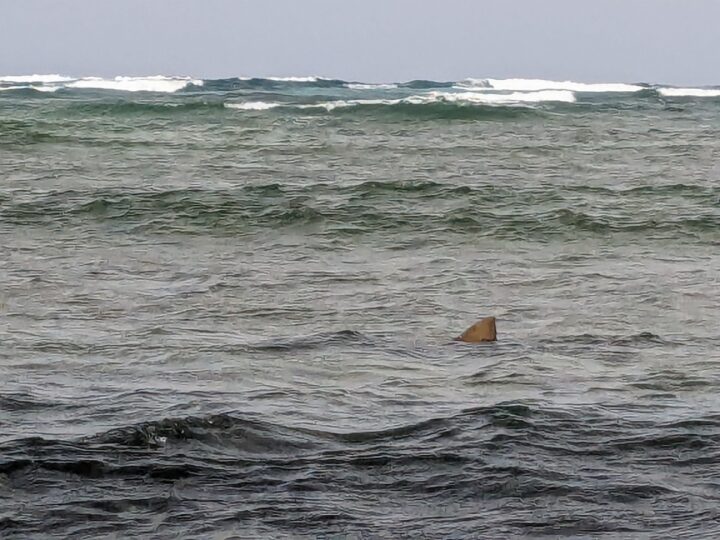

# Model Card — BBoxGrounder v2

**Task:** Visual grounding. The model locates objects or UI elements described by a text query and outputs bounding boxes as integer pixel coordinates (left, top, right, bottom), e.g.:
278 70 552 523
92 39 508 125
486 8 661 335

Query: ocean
1 74 719 538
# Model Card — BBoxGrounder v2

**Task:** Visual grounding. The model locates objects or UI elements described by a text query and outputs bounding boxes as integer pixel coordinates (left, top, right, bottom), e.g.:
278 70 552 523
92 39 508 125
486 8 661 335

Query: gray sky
2 0 719 85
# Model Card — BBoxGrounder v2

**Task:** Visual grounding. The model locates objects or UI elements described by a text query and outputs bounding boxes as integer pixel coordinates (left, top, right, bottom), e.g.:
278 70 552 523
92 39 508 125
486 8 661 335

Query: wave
3 185 717 239
5 75 720 102
441 90 575 104
224 90 575 113
62 100 226 115
225 101 281 111
0 84 60 93
400 80 456 89
248 330 369 352
658 87 720 98
3 402 720 537
258 75 328 82
0 75 203 93
0 392 64 411
5 401 720 460
311 90 575 109
346 83 399 90
66 75 203 93
460 78 646 93
0 74 75 83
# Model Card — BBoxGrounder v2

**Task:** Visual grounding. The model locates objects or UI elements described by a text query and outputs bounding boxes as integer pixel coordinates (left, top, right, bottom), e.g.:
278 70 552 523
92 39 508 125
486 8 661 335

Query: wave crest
225 101 281 111
4 185 717 239
225 90 575 114
0 75 203 93
658 87 720 98
0 74 75 83
461 78 645 93
67 76 203 93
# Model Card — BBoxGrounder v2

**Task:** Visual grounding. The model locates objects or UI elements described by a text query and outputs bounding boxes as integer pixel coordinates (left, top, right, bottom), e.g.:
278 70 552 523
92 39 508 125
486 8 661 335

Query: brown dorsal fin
455 317 497 343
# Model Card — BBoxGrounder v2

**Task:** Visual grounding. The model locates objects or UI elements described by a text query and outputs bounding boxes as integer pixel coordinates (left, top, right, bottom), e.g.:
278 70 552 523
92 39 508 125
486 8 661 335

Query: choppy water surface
2 75 720 538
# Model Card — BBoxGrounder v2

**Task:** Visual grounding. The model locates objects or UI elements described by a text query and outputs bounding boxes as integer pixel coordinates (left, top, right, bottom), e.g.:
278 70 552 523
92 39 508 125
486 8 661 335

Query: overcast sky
2 0 719 85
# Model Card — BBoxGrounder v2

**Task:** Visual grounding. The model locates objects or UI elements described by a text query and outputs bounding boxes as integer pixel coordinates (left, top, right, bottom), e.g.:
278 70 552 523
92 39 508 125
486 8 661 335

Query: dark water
2 75 720 538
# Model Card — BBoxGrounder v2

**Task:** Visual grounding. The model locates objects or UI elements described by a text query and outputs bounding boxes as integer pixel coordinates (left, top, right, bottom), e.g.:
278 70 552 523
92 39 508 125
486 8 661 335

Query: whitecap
225 101 281 110
66 76 202 93
437 90 576 104
0 85 60 92
264 76 326 82
0 74 75 83
303 90 575 111
460 78 644 93
346 83 399 90
658 87 720 97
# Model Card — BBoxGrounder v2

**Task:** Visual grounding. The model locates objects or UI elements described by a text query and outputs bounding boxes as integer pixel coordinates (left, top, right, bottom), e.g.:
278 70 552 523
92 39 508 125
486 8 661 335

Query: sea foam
346 83 399 90
0 85 60 92
461 78 644 93
0 74 75 83
265 76 327 82
225 102 281 110
224 90 575 112
67 76 202 93
438 90 576 104
658 87 720 97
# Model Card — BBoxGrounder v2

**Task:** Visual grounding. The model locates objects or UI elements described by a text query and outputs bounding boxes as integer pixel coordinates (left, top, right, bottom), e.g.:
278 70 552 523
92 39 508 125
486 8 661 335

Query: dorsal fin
455 317 497 343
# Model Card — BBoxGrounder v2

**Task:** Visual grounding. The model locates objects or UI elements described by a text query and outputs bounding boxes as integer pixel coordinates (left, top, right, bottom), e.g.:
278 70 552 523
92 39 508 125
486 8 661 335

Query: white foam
306 99 394 111
0 74 75 83
0 85 60 92
36 85 61 92
225 101 281 110
265 76 326 82
438 90 576 104
460 78 644 93
346 83 399 90
67 76 202 93
658 87 720 97
303 90 575 111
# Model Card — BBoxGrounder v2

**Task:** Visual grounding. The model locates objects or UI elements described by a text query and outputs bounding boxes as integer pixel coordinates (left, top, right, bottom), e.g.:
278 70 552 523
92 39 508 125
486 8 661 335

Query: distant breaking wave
225 101 281 111
66 76 203 93
346 83 399 90
0 85 60 93
1 75 720 106
226 90 576 112
254 76 328 82
0 75 202 93
0 74 75 83
658 87 720 97
459 78 646 93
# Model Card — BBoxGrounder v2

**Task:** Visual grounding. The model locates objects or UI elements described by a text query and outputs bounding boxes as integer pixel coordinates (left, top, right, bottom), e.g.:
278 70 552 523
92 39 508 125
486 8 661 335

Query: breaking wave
224 90 575 114
306 90 575 110
658 87 720 98
262 75 328 82
346 83 399 90
460 78 646 93
0 85 60 93
2 75 720 104
67 76 203 93
0 74 75 83
0 75 202 93
225 101 281 111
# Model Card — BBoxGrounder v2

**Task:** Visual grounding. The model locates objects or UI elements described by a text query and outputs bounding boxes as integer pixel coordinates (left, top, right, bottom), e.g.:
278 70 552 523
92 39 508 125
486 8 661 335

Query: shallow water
2 76 720 538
